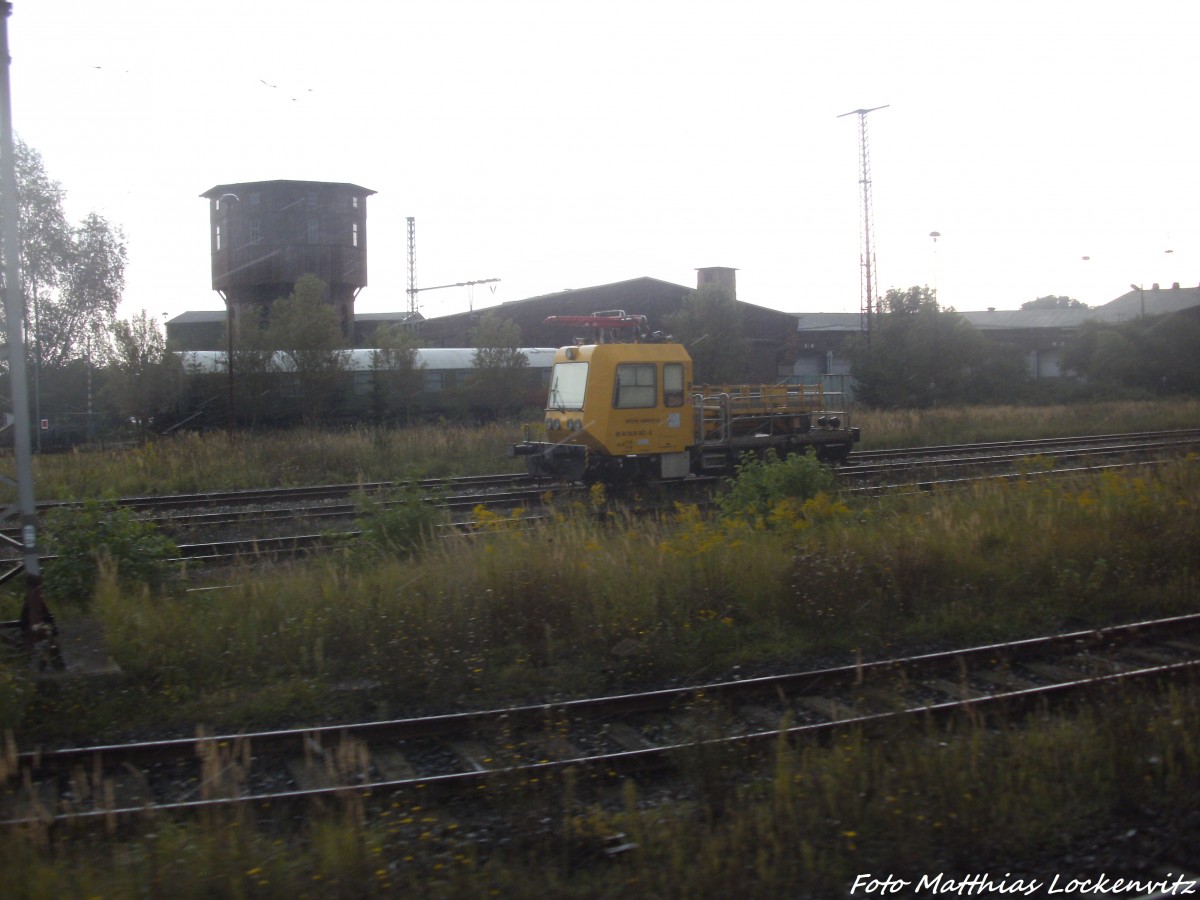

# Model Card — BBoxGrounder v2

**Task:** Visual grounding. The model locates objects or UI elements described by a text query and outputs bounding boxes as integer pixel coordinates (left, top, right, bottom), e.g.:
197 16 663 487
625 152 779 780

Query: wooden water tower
201 180 376 340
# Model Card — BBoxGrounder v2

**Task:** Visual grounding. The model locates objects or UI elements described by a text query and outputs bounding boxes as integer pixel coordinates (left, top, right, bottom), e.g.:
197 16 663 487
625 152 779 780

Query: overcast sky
8 0 1199 327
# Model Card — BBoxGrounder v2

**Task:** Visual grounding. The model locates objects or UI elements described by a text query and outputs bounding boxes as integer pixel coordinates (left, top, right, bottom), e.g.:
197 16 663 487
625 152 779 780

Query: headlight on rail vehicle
545 418 561 430
568 418 583 431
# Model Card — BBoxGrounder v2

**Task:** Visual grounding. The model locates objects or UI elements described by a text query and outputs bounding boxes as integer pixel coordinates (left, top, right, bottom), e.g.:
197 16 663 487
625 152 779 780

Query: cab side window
614 364 656 408
663 362 685 408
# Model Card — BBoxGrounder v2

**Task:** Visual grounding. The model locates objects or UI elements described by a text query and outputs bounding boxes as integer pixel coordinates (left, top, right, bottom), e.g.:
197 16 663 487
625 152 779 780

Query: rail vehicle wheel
816 445 850 465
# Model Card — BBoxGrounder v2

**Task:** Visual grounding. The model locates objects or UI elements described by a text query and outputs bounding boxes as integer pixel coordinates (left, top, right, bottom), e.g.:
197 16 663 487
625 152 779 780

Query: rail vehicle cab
512 340 696 482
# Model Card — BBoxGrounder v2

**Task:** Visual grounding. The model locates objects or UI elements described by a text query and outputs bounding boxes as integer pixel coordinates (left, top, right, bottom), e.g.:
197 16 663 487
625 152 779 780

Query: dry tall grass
11 398 1198 499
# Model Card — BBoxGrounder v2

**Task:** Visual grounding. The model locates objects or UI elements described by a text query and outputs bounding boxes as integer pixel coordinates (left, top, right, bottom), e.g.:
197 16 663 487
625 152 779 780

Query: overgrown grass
7 398 1198 500
18 422 526 501
9 458 1193 741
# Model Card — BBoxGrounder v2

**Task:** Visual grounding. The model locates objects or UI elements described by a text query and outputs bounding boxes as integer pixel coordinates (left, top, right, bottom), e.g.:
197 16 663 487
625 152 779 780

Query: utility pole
838 105 888 343
0 1 60 665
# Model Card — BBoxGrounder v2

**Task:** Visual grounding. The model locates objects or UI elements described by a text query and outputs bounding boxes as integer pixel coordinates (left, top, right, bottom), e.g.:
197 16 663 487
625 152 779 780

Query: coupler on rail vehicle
510 439 589 483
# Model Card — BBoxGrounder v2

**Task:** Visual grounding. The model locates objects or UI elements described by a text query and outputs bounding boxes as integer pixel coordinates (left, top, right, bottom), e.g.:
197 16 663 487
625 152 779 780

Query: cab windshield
547 362 589 410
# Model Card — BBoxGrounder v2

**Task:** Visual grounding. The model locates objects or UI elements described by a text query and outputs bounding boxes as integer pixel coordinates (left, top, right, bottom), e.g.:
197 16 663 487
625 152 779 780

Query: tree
227 309 276 427
263 274 351 422
12 138 69 347
665 283 749 384
107 310 180 431
54 212 128 367
470 313 528 417
1060 314 1200 395
268 275 348 369
1021 295 1089 310
369 323 425 423
848 286 1028 408
4 139 127 368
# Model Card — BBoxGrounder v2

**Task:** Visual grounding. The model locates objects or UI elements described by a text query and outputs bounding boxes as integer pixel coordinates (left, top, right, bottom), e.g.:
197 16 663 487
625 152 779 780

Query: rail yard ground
2 399 1199 896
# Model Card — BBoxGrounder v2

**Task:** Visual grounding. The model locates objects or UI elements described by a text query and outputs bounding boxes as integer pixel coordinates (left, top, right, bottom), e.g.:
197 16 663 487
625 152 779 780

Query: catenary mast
838 105 888 343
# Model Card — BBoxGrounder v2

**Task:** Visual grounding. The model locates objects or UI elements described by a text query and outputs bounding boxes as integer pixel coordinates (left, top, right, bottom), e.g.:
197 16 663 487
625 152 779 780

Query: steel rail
850 427 1200 461
16 610 1200 766
5 653 1195 831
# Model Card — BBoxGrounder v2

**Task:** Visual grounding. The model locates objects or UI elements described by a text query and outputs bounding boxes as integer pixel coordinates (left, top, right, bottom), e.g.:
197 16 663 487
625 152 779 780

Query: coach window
613 363 656 409
663 363 684 407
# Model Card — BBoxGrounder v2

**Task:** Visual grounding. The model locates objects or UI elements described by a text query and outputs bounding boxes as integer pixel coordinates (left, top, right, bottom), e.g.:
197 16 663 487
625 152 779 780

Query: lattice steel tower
838 105 888 341
407 217 418 314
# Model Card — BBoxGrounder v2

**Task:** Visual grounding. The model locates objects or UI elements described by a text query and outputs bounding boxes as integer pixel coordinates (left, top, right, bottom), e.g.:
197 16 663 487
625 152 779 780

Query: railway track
2 429 1196 571
843 427 1200 480
4 612 1198 831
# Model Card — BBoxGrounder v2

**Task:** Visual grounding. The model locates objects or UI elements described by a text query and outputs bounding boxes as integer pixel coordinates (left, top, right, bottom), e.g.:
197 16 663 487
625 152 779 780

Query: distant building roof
176 348 558 373
793 313 861 333
166 310 421 326
792 286 1200 335
169 310 226 325
413 276 697 347
960 308 1093 329
200 180 376 199
1091 284 1200 322
490 276 690 310
355 311 423 323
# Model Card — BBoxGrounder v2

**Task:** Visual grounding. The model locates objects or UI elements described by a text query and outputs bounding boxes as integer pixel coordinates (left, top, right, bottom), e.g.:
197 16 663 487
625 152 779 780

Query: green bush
42 499 179 608
716 449 835 524
352 484 446 558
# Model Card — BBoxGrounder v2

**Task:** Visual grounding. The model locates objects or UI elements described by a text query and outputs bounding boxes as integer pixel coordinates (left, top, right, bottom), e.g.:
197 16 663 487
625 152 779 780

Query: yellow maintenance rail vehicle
511 312 859 482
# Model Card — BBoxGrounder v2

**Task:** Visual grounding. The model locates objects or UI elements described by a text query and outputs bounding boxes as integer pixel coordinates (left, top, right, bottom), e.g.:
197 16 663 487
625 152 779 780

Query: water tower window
249 192 261 206
215 224 222 250
352 222 359 247
307 219 319 244
352 195 359 210
249 219 261 244
307 190 318 208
